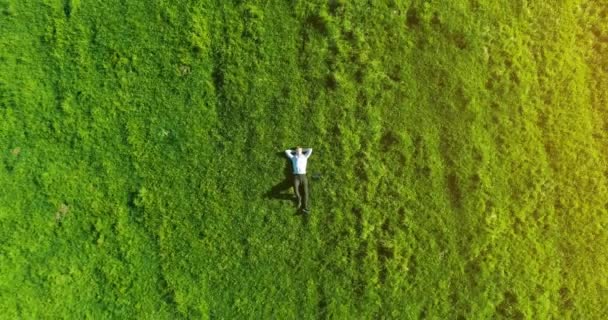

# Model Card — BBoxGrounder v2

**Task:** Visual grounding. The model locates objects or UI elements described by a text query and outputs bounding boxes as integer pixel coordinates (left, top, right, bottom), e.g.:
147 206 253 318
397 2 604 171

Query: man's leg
302 174 310 211
293 175 302 208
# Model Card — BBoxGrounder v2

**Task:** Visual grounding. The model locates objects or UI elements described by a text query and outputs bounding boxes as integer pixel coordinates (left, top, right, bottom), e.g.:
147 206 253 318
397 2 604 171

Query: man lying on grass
285 146 312 213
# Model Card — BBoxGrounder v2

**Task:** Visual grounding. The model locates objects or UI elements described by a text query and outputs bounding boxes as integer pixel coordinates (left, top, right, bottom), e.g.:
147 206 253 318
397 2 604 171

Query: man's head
296 146 302 155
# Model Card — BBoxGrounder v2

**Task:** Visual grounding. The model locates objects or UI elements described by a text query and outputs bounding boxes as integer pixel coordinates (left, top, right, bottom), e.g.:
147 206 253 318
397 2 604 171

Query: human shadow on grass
264 151 301 214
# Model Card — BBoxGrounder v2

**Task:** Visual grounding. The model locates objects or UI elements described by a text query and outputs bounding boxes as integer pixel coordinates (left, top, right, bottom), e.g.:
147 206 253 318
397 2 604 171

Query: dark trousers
293 174 309 210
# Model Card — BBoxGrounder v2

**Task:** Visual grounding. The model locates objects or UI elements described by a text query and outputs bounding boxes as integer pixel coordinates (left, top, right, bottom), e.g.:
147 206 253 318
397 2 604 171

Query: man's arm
304 148 313 158
285 149 294 159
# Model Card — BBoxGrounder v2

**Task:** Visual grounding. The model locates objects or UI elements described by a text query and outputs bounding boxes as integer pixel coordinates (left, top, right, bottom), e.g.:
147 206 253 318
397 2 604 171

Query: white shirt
285 149 312 174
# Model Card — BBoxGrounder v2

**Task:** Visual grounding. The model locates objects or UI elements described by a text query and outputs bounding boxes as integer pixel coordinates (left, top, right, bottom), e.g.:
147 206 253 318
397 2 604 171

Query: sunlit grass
1 0 607 318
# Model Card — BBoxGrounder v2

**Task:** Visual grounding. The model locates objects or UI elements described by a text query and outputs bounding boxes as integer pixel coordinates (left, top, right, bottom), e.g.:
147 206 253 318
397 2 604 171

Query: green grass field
1 0 607 318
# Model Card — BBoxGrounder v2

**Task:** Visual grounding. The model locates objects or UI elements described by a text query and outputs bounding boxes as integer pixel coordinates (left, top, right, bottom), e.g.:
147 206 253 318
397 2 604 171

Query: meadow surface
1 0 607 318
